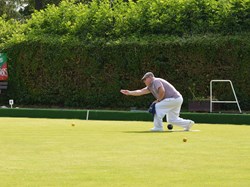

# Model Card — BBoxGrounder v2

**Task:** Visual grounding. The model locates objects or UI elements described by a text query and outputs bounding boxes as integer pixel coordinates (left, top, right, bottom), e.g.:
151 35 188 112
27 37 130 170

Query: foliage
0 0 64 20
0 0 249 110
3 0 249 44
4 34 250 110
0 0 27 20
0 17 21 47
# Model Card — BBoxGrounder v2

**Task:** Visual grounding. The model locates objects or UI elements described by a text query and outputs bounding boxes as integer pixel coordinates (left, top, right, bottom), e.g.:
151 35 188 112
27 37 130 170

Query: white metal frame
210 80 242 113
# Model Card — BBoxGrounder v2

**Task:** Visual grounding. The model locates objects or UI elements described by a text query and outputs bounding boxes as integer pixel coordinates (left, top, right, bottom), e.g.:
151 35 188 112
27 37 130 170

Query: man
120 72 194 131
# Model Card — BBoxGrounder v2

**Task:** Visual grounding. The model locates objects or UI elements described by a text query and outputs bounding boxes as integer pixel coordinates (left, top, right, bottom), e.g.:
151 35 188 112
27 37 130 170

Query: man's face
143 76 152 86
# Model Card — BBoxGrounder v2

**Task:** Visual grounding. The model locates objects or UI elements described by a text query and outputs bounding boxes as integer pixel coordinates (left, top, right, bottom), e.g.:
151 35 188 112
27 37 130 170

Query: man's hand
120 89 130 95
148 102 156 115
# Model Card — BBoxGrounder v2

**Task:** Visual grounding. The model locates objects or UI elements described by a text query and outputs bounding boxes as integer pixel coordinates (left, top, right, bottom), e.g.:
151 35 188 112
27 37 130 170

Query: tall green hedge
1 0 249 110
4 34 250 110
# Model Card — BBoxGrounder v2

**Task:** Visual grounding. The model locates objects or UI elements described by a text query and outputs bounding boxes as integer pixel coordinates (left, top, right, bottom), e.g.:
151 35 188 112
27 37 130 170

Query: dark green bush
1 0 249 111
4 34 250 110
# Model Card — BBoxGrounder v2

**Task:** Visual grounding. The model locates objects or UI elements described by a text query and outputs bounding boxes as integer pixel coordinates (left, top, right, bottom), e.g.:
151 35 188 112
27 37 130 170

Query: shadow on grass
123 130 179 134
123 131 171 133
123 130 200 133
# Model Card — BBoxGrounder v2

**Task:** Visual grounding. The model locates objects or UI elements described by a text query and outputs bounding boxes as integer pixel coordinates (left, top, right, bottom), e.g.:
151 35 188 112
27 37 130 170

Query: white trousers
154 96 192 129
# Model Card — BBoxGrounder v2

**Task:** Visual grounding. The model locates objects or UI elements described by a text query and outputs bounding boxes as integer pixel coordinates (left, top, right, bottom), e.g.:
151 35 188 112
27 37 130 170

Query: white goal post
210 80 242 113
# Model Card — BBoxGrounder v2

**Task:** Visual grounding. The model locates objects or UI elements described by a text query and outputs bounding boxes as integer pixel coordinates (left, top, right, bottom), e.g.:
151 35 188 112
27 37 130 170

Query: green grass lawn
0 118 249 187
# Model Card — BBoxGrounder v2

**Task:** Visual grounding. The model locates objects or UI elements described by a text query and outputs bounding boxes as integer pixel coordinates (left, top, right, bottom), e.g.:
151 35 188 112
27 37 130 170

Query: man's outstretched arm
120 87 150 96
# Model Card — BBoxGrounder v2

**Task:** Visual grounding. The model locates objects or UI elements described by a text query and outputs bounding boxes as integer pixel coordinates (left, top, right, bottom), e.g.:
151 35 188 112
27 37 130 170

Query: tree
0 0 28 19
0 0 63 20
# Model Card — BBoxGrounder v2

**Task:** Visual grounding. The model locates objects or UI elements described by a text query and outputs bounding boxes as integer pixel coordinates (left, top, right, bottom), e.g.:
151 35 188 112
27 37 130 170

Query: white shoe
150 127 164 132
184 120 195 131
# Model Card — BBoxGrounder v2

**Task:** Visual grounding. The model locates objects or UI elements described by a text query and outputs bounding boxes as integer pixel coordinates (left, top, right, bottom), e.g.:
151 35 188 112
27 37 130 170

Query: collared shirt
147 78 181 99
